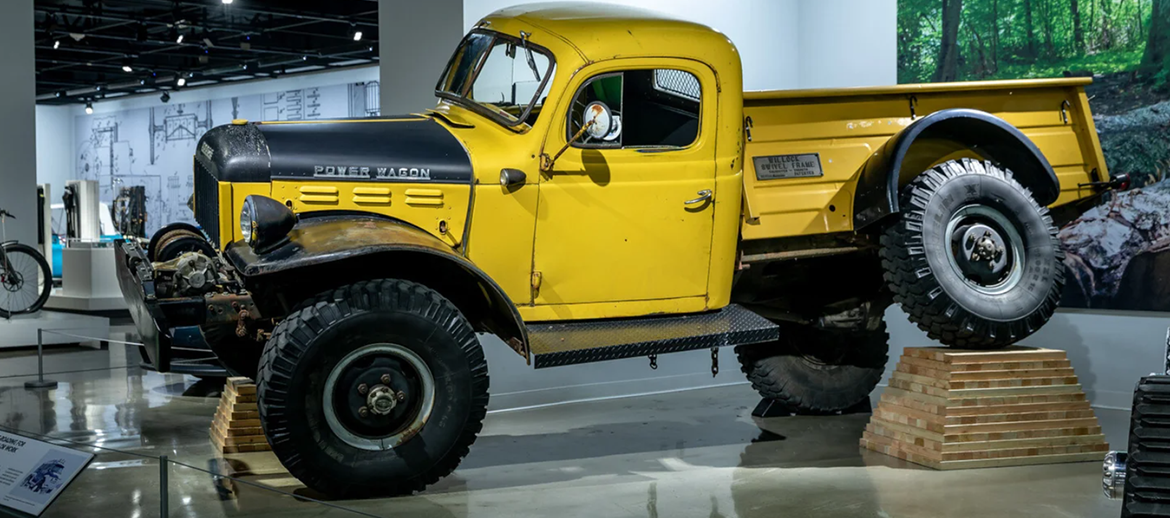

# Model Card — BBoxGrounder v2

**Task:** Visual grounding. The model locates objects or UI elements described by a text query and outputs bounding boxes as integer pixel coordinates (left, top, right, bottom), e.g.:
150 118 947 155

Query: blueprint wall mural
73 80 381 236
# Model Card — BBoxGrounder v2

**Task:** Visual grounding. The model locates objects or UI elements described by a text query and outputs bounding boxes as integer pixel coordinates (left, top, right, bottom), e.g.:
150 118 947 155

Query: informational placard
0 431 94 517
753 153 824 180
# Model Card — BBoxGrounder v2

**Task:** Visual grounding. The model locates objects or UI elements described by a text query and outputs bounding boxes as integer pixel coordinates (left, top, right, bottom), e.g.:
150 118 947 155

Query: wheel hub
322 344 435 451
943 204 1025 295
366 384 401 416
2 270 23 293
955 223 1009 284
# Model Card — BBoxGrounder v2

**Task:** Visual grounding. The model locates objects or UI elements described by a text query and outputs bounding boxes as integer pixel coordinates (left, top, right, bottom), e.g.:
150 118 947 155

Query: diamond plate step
527 304 778 369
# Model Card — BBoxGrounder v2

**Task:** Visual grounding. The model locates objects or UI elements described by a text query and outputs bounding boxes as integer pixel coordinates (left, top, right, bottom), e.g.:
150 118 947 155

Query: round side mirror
583 101 614 141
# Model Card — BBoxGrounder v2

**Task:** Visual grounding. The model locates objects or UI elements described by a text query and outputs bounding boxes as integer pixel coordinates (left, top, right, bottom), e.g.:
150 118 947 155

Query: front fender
225 216 530 359
853 108 1060 230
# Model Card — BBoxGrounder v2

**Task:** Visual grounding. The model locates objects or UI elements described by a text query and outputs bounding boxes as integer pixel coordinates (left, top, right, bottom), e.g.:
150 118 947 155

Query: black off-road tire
735 322 889 413
256 279 489 498
880 159 1064 349
1123 376 1170 518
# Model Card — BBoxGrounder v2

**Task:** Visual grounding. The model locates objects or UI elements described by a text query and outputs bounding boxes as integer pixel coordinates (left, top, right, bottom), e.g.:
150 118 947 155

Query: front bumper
115 239 225 374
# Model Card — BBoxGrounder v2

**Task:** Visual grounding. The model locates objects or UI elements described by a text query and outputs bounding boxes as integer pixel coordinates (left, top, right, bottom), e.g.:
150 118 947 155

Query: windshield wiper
519 31 541 81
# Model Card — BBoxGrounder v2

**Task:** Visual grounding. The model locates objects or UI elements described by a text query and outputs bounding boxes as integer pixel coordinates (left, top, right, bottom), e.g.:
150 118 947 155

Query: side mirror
540 101 614 172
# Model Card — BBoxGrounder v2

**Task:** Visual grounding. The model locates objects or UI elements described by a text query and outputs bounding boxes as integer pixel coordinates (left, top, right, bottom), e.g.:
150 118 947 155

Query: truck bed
740 78 1108 241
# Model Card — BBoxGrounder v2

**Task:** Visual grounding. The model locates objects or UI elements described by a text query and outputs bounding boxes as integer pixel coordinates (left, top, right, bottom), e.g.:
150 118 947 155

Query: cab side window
568 69 701 149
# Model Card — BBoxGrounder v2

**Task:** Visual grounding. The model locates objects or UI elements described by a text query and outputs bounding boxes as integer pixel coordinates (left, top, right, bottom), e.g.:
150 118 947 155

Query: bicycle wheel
0 243 52 318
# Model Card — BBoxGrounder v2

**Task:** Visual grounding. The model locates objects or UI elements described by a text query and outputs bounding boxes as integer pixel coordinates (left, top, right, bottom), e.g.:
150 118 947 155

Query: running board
526 304 779 369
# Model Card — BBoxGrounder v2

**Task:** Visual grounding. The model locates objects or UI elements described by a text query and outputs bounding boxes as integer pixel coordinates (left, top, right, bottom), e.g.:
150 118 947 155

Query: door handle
684 190 713 205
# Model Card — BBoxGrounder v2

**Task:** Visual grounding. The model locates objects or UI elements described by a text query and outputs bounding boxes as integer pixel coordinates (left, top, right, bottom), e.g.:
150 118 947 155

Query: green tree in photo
898 0 1159 84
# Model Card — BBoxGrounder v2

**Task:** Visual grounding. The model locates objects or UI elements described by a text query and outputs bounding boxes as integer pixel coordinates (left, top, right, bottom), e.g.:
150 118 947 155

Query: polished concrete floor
0 342 1126 518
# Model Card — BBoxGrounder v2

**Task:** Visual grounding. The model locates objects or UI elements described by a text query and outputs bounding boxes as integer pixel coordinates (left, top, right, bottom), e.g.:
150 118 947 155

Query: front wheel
0 243 52 318
256 279 488 498
880 159 1064 349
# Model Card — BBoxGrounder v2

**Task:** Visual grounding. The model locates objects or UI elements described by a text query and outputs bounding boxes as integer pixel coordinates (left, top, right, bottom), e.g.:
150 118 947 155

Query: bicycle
0 209 52 318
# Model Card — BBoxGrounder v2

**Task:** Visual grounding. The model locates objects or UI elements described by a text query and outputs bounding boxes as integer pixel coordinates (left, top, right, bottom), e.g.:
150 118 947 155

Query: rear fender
853 109 1060 231
225 216 529 359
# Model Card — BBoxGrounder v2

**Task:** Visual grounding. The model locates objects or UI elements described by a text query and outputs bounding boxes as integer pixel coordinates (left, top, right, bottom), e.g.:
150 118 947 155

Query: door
533 61 717 308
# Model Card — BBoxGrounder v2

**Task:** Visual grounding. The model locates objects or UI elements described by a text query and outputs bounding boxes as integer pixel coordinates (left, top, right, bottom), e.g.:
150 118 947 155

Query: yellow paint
231 119 248 125
741 79 1106 239
197 5 1107 327
270 181 469 246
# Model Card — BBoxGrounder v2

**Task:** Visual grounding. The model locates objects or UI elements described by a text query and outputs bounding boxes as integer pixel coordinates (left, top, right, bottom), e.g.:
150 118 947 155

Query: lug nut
358 406 369 417
380 374 392 385
358 383 368 395
396 391 406 402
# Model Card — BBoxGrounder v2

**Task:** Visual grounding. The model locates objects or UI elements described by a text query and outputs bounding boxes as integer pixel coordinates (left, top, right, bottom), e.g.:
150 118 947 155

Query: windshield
436 31 556 127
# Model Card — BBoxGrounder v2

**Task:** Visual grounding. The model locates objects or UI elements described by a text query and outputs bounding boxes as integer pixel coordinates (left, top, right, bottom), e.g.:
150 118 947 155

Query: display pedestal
860 346 1109 469
210 377 271 454
46 242 127 312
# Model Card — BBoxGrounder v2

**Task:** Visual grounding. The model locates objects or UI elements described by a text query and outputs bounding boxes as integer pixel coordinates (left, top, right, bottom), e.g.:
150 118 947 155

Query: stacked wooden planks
860 346 1109 469
210 377 271 454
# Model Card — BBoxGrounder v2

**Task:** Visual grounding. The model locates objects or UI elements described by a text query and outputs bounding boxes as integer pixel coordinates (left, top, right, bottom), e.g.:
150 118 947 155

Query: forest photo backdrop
900 0 1170 311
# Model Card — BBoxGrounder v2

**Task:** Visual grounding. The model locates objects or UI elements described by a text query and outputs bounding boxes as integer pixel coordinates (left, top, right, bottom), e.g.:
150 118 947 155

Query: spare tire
148 222 215 262
880 159 1064 349
736 322 889 413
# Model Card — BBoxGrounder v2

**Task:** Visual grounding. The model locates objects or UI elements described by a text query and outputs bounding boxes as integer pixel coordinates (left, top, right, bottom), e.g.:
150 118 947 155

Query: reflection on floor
0 343 1125 518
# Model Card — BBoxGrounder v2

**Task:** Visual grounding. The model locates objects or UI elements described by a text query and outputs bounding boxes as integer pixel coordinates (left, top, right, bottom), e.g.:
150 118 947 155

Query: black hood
195 116 473 184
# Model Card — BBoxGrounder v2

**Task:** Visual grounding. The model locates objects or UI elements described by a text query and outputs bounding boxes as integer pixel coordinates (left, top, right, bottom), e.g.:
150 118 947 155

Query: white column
378 0 465 116
0 0 36 244
797 0 897 88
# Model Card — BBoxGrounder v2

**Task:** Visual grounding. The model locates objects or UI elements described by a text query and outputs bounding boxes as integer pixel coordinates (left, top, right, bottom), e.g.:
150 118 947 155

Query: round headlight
240 198 256 244
240 195 297 253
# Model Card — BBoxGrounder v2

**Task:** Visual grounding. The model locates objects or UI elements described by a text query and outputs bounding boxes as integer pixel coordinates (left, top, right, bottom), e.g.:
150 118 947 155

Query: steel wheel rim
943 204 1025 296
322 343 436 451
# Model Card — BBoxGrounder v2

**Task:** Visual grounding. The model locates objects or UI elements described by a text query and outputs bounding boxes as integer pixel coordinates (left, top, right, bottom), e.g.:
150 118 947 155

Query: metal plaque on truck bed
753 153 823 180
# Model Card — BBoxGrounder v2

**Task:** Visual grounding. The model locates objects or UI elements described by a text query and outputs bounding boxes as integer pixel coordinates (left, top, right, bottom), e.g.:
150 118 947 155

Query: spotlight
85 102 93 115
53 40 60 49
222 0 233 4
176 77 186 87
55 91 63 98
176 33 184 44
160 92 170 103
122 58 133 73
350 23 362 41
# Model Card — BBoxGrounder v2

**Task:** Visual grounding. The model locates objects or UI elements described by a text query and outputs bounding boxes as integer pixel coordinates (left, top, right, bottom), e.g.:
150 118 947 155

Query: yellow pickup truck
115 3 1116 498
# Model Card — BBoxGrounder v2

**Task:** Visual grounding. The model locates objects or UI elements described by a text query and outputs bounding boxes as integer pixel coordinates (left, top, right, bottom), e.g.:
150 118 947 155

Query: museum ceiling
34 0 379 105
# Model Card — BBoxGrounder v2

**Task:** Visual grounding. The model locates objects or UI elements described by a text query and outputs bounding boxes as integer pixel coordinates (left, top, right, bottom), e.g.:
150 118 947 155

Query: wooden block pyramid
210 377 272 454
860 346 1109 469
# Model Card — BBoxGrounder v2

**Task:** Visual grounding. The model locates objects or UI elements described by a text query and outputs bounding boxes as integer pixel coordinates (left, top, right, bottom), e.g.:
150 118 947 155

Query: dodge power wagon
116 3 1119 497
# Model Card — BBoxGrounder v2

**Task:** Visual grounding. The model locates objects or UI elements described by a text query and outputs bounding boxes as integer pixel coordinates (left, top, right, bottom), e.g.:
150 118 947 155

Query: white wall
798 1 898 88
76 65 378 116
35 105 74 192
378 0 464 115
463 0 896 91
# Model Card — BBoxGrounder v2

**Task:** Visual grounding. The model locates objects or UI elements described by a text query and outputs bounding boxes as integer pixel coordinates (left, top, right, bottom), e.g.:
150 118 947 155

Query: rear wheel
257 279 488 498
880 159 1064 349
0 243 52 318
736 322 889 413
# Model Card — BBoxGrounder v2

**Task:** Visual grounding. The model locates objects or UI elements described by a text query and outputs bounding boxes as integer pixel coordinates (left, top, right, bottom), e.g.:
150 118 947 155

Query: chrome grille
193 159 220 245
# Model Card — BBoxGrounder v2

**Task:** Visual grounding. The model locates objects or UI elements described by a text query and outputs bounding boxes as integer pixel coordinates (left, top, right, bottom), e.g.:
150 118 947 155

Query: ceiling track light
350 23 362 42
53 40 60 49
176 77 186 87
122 57 134 73
85 102 93 115
222 0 234 4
